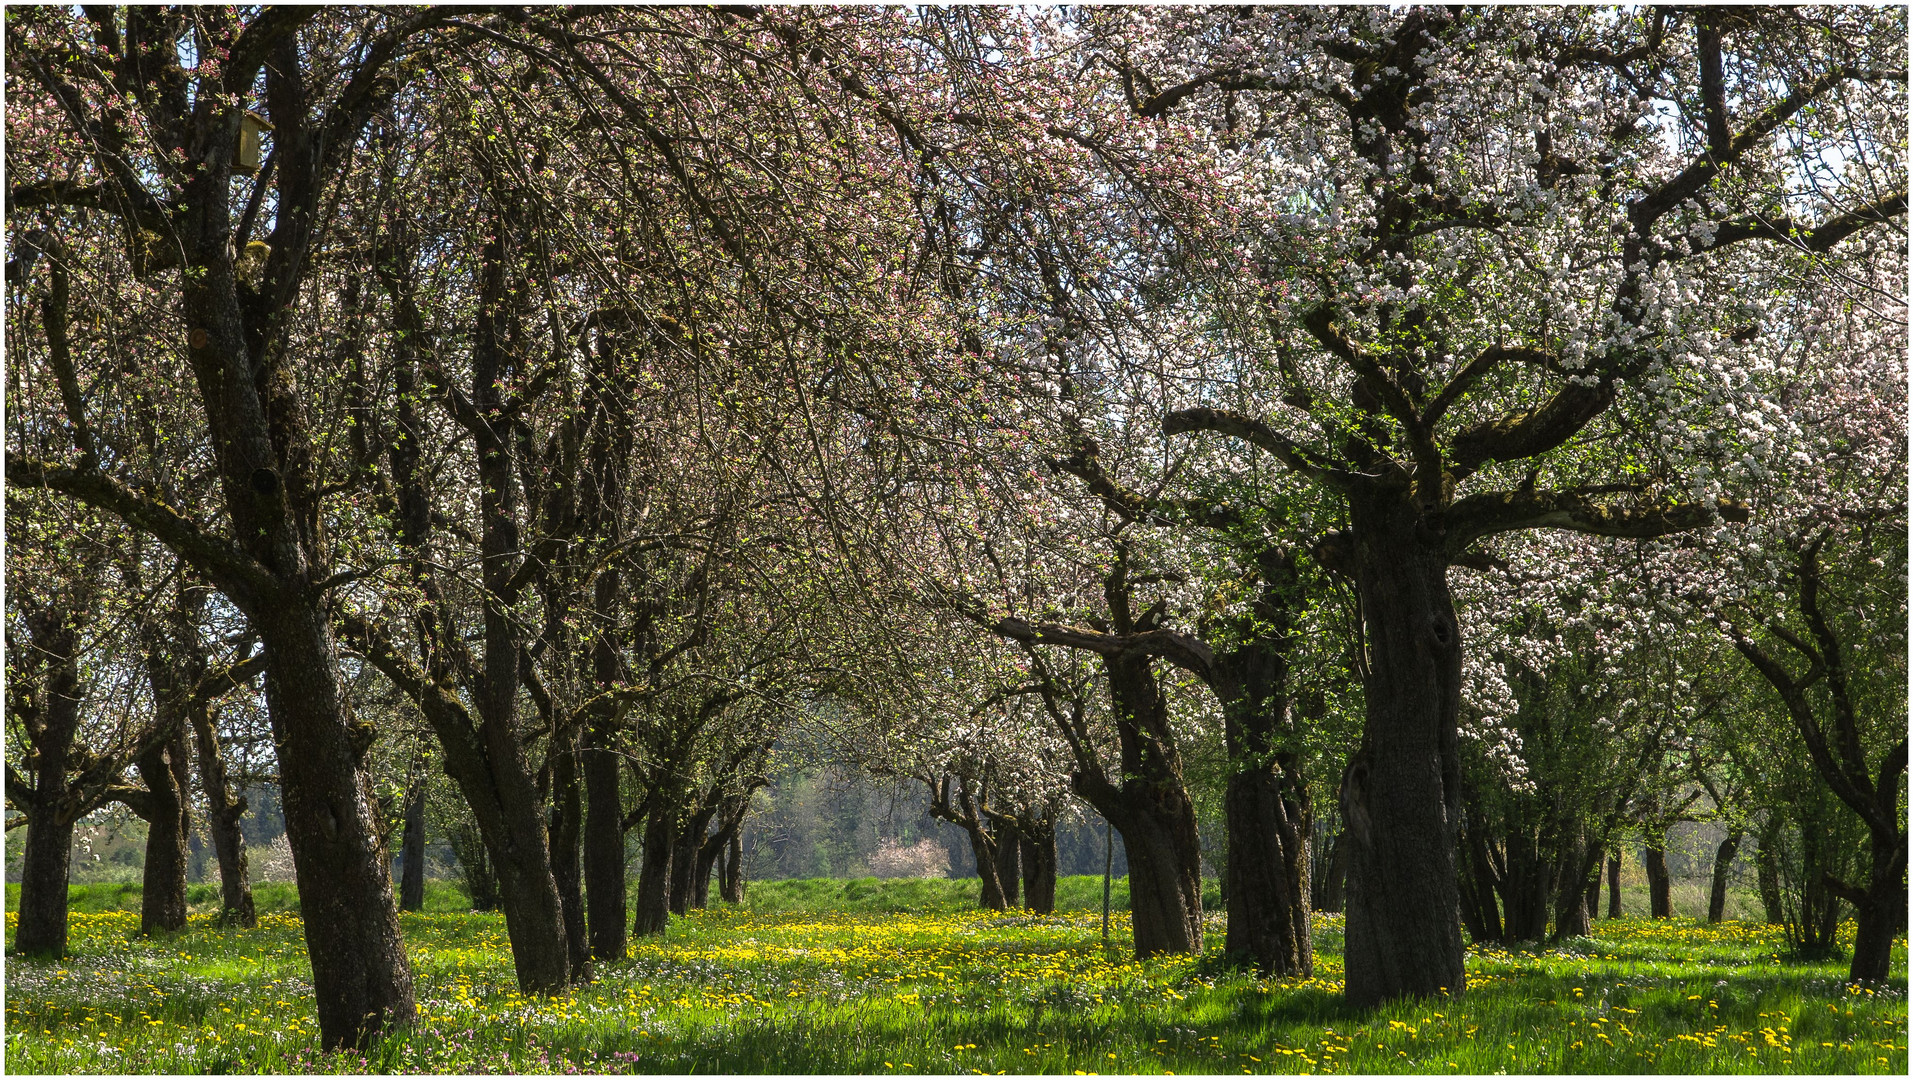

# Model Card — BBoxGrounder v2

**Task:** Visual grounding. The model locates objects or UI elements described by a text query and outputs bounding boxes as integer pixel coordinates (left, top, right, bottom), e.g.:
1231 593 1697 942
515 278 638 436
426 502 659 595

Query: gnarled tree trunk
1339 496 1466 1005
1215 548 1312 976
1076 652 1204 957
134 727 193 935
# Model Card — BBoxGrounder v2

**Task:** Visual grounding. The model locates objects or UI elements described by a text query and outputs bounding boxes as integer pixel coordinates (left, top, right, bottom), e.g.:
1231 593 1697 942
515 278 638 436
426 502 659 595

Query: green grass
3 880 1905 1074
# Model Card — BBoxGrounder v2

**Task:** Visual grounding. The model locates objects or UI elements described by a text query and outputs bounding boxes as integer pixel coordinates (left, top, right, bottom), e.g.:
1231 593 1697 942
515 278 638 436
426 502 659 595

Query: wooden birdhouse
236 111 274 176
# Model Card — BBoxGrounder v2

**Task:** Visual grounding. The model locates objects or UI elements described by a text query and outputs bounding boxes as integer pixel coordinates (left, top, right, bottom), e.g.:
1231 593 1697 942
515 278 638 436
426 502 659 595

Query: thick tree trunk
399 775 426 913
691 830 721 910
1847 833 1908 983
193 703 256 928
994 825 1022 908
1551 843 1598 940
1223 767 1312 974
1707 831 1741 924
14 816 76 957
254 605 415 1047
1755 824 1784 924
633 803 675 937
1340 496 1466 1005
578 315 636 959
1119 806 1204 956
1644 843 1671 918
582 713 627 960
1212 548 1313 976
1607 854 1623 919
1021 825 1057 915
135 728 193 935
1076 651 1204 957
138 596 197 936
427 720 572 991
720 830 745 904
669 812 708 916
548 730 590 981
1496 828 1552 942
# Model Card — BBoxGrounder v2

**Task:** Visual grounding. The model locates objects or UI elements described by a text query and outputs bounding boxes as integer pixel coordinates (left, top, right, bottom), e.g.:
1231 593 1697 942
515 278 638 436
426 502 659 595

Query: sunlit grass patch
5 891 1905 1074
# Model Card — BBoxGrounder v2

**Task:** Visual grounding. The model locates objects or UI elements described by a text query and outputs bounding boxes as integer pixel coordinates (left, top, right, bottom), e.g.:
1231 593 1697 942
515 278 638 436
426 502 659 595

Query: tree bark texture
1339 497 1466 1004
134 727 193 935
1020 824 1057 915
10 590 94 956
186 40 418 1045
1551 842 1598 940
691 831 721 910
994 825 1022 908
1494 828 1552 942
692 795 752 911
1706 832 1741 924
399 774 426 913
1845 830 1908 983
14 816 77 958
1108 654 1204 957
1644 843 1671 918
1755 824 1784 924
669 806 715 916
633 803 676 937
136 591 199 936
255 605 417 1045
1459 814 1503 943
1728 544 1908 984
548 728 591 980
1224 768 1312 973
926 775 1009 911
1215 548 1312 976
966 822 1009 911
577 313 637 959
582 723 628 958
1071 651 1205 958
1608 854 1623 919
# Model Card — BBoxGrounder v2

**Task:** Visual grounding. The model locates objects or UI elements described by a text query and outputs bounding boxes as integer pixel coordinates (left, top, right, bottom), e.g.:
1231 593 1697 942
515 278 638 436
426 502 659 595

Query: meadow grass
3 878 1904 1074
